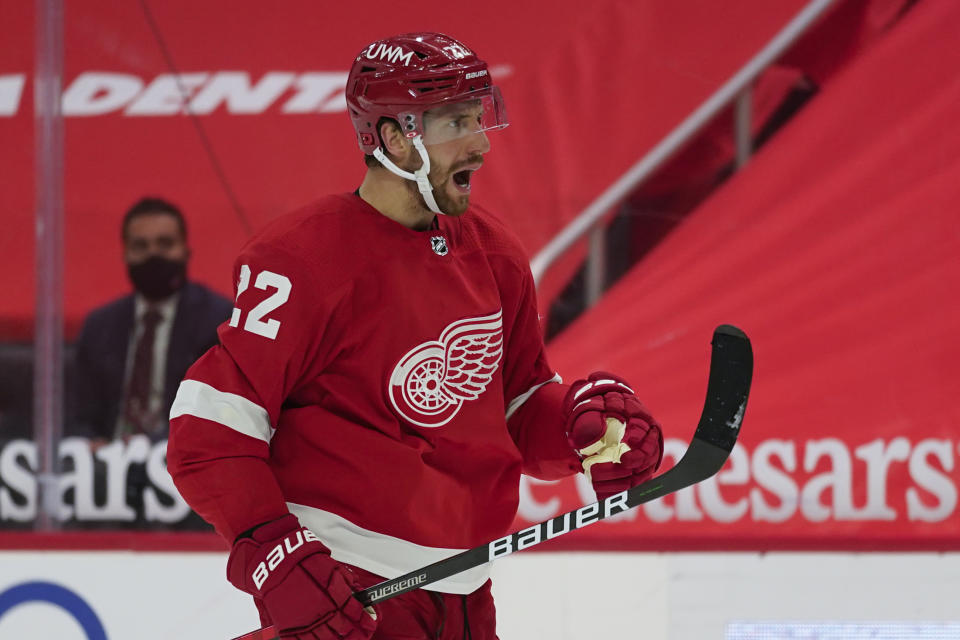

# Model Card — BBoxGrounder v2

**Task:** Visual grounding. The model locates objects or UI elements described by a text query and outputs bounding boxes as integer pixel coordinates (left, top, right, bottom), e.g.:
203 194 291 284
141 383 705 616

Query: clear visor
401 87 508 147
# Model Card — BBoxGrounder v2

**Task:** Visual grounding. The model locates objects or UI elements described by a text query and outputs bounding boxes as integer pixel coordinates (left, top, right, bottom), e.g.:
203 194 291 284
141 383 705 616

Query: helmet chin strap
372 136 444 215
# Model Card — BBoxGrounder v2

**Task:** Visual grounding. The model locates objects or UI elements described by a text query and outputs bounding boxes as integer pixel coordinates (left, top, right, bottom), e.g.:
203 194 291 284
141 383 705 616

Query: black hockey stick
235 324 752 640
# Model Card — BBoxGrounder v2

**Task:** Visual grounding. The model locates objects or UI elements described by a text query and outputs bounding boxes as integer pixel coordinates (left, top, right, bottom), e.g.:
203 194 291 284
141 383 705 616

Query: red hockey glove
563 372 664 502
227 514 377 640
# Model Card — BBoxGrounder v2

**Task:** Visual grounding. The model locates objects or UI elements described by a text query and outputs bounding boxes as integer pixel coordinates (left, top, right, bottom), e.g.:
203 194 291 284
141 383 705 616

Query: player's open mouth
452 169 473 193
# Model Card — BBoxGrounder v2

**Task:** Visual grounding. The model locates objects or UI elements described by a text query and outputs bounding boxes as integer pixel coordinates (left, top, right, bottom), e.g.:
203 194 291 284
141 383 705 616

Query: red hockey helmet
346 33 508 154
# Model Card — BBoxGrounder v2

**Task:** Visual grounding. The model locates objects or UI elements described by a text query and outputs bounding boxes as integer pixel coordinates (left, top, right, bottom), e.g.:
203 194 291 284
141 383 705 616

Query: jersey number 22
229 264 291 340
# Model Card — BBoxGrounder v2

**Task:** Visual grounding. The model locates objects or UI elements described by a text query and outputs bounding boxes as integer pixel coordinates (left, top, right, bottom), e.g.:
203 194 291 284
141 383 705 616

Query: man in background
70 197 232 445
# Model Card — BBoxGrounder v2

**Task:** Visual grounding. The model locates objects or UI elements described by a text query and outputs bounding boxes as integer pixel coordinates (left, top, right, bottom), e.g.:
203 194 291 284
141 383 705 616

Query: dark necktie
123 307 163 434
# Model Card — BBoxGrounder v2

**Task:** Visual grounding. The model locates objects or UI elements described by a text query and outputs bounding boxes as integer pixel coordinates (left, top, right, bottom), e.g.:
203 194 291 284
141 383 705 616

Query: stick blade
622 324 753 506
694 324 753 452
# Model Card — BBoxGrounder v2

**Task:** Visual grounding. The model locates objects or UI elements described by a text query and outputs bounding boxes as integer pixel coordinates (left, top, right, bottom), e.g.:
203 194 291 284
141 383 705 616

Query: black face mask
127 255 187 301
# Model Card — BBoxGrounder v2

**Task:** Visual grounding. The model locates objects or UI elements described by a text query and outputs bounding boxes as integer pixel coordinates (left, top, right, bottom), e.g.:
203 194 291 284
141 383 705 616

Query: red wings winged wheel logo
388 310 504 428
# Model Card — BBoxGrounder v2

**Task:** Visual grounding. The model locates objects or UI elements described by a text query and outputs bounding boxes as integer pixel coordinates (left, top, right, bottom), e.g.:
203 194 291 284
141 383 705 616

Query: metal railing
33 0 65 531
530 0 839 306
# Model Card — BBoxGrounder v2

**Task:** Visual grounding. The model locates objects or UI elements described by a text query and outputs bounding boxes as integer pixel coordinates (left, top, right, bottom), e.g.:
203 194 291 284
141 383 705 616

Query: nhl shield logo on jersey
430 236 448 256
388 310 503 428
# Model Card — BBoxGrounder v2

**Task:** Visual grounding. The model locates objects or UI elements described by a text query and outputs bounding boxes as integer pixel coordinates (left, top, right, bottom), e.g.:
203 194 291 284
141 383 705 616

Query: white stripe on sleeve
169 379 274 443
504 373 562 421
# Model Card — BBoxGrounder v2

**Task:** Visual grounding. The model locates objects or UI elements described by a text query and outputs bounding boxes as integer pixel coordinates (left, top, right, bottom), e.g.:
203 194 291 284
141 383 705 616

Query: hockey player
167 32 664 640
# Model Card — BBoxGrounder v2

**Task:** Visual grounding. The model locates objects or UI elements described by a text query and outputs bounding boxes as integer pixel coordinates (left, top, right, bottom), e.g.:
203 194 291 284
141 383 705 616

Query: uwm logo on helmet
364 43 415 66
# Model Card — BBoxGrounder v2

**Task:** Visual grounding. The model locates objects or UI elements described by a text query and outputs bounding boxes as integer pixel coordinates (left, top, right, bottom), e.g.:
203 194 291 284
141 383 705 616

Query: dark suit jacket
69 282 233 440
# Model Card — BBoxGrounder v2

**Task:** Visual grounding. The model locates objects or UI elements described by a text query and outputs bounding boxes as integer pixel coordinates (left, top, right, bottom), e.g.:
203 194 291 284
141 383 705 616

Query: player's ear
380 120 412 163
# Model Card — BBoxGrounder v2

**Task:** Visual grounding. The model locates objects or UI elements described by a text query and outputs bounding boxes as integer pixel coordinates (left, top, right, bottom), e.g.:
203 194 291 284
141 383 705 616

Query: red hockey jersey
167 193 580 593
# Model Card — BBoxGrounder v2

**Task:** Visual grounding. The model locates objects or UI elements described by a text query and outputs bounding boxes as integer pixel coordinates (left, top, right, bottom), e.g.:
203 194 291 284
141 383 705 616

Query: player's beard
431 174 469 216
400 166 468 216
398 151 481 216
427 155 482 216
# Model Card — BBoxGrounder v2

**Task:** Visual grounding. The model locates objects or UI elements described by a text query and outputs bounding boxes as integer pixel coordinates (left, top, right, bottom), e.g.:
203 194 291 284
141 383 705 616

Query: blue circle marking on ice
0 581 107 639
